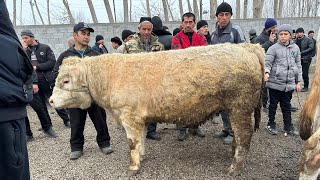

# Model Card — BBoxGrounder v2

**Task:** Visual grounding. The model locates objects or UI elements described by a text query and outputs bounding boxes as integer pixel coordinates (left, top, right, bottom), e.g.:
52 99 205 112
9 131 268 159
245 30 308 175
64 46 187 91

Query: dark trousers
220 110 234 136
301 61 311 88
0 118 30 180
262 86 269 108
267 88 293 131
147 123 157 135
38 79 70 124
68 103 110 152
28 93 52 132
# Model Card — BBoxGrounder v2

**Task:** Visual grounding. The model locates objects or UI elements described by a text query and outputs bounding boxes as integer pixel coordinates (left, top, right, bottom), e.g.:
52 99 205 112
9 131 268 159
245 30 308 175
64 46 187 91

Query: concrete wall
14 17 320 57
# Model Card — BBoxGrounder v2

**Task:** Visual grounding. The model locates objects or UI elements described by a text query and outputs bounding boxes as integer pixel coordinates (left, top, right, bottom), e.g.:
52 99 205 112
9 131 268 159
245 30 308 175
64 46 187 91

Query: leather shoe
301 88 308 92
100 146 114 154
146 132 161 140
177 131 187 141
223 135 233 144
192 127 205 138
213 131 228 138
43 127 58 138
70 151 83 160
64 121 71 128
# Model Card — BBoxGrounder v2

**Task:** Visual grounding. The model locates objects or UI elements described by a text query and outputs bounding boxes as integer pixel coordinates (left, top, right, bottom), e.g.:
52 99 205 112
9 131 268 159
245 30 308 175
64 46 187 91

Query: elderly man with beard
118 17 164 141
171 12 207 141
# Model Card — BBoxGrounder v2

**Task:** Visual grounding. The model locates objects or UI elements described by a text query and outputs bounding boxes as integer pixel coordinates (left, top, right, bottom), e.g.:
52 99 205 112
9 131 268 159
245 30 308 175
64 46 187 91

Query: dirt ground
27 62 317 180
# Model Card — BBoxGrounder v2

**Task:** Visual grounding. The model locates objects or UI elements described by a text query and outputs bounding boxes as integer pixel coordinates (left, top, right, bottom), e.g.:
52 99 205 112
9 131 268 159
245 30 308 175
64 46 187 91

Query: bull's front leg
227 110 253 176
122 120 145 176
139 125 148 162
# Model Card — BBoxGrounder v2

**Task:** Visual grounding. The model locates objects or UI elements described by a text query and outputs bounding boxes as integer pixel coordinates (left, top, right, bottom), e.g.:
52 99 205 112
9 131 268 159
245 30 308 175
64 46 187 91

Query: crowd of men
0 0 318 179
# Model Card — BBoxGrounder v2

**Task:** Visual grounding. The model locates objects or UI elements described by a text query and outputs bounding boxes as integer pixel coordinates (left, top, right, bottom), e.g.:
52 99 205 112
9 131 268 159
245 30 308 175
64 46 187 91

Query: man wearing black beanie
92 35 109 54
295 27 315 92
211 2 245 145
197 20 211 44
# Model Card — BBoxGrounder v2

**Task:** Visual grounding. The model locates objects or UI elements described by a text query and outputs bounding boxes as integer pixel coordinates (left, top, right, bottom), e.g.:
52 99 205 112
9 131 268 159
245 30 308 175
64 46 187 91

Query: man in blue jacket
0 0 33 179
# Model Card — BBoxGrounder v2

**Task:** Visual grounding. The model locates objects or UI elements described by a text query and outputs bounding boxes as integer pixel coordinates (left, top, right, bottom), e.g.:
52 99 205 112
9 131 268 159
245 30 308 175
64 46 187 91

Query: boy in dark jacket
0 0 33 179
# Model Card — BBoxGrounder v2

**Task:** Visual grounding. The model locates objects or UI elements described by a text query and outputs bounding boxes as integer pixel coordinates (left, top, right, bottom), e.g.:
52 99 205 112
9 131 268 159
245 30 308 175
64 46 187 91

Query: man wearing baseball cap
54 22 114 160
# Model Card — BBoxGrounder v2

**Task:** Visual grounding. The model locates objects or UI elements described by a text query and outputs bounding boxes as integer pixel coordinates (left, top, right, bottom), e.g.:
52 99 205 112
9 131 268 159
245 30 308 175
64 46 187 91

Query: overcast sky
5 0 238 25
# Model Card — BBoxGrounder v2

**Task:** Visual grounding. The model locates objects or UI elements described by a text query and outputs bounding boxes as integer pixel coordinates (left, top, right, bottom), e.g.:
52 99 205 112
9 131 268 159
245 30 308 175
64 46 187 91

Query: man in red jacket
171 12 208 141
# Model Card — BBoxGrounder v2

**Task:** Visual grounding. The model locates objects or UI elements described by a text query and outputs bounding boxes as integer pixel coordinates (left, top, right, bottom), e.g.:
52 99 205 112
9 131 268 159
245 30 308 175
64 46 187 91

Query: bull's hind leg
227 110 254 176
139 125 147 162
122 121 145 176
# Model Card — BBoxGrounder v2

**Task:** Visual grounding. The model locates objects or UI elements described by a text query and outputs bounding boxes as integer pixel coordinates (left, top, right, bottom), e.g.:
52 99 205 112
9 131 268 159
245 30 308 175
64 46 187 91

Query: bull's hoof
227 166 240 177
128 170 139 177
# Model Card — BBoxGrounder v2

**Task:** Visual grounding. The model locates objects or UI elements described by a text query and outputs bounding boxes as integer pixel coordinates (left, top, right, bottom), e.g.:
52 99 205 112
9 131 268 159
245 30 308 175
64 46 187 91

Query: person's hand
21 41 28 49
33 66 37 70
296 82 302 92
264 73 269 81
33 84 39 94
269 32 276 43
99 44 104 48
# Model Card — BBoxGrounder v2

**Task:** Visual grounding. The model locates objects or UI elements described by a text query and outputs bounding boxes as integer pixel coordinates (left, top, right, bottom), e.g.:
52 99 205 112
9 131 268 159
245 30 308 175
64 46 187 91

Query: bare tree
47 0 51 24
87 0 98 23
20 0 22 25
199 0 203 19
193 0 199 20
253 0 264 18
29 0 36 25
162 0 169 21
146 0 151 17
187 0 192 12
243 0 248 19
210 0 217 21
62 0 75 24
166 0 175 21
274 0 279 18
103 0 114 23
236 0 240 19
129 0 132 22
278 0 283 18
34 0 45 25
178 0 183 18
123 0 129 22
113 0 117 22
13 0 16 26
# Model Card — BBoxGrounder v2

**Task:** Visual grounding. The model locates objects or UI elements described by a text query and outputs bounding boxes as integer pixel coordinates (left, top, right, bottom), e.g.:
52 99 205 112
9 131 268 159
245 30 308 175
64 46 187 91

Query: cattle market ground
27 64 317 180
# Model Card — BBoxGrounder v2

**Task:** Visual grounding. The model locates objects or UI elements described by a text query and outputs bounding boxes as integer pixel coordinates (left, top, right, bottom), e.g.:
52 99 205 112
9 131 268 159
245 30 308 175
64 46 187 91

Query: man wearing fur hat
295 27 315 92
118 17 164 141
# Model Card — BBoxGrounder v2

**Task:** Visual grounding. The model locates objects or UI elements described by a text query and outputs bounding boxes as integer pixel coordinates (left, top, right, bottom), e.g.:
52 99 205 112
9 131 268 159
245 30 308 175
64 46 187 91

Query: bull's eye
63 80 69 84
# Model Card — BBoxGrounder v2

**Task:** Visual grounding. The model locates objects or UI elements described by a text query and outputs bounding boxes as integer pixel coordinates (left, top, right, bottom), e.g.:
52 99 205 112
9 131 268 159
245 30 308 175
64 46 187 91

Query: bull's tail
299 29 320 140
239 43 265 131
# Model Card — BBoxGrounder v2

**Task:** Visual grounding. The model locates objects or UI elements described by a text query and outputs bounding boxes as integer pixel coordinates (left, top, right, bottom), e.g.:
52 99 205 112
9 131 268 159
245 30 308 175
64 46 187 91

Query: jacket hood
153 29 172 36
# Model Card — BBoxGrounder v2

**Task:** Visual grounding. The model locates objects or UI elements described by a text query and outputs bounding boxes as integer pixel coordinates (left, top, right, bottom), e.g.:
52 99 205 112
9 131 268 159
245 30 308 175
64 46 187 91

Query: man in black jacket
0 1 32 179
151 16 173 50
295 28 315 92
21 30 71 128
54 22 113 160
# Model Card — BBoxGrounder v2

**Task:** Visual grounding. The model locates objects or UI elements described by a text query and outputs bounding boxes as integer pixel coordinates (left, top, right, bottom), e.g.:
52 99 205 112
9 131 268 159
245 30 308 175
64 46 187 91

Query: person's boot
64 120 71 128
26 135 34 143
100 146 114 155
213 130 228 138
223 135 233 144
43 127 58 138
193 127 205 138
290 106 298 112
70 151 83 160
177 131 187 141
301 87 309 92
146 132 161 140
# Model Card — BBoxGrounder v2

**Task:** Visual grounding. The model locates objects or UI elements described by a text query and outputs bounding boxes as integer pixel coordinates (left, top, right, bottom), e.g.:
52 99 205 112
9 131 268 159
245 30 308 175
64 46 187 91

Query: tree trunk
129 0 132 22
166 0 174 21
47 0 51 24
87 0 98 23
113 0 116 22
273 0 279 18
13 0 16 26
253 0 264 18
20 0 22 25
62 0 75 24
199 0 203 20
34 0 45 25
187 0 192 12
162 0 169 21
193 0 199 20
236 0 240 19
146 0 151 17
123 0 128 22
278 0 283 18
178 0 183 19
210 0 217 21
29 0 36 25
243 0 248 19
103 0 114 23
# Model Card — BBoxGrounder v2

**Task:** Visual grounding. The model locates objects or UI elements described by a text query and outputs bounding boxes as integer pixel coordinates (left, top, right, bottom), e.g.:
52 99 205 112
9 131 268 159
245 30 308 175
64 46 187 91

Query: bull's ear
63 57 82 66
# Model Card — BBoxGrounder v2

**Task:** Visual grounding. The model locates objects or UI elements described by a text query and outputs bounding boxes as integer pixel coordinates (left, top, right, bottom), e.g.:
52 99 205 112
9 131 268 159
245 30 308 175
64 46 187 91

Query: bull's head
49 57 93 109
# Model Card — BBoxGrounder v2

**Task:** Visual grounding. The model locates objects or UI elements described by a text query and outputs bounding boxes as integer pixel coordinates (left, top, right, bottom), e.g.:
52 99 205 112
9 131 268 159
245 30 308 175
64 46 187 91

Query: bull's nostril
49 99 53 104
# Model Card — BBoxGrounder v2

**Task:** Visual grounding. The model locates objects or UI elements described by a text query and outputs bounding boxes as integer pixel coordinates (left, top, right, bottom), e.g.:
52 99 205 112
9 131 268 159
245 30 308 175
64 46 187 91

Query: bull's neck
85 59 111 108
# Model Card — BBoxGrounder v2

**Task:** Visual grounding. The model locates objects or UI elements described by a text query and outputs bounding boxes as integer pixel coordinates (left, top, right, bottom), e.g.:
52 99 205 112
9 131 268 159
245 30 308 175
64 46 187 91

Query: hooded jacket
171 30 208 49
0 0 34 122
151 16 173 50
265 40 302 92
